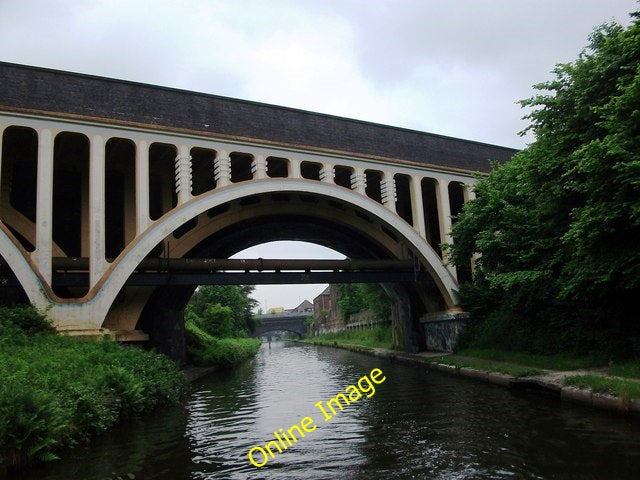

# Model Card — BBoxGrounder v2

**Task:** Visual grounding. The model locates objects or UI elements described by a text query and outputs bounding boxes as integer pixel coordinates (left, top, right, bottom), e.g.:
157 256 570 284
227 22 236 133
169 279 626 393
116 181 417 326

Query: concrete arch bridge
0 62 516 360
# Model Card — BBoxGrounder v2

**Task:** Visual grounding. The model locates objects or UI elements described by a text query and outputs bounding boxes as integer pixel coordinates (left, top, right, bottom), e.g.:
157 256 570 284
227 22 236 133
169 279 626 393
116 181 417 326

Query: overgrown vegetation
336 283 392 322
608 362 640 380
185 285 259 337
0 306 186 471
457 348 605 371
565 375 640 401
429 355 542 378
447 10 640 357
185 319 260 366
306 325 393 350
184 285 261 366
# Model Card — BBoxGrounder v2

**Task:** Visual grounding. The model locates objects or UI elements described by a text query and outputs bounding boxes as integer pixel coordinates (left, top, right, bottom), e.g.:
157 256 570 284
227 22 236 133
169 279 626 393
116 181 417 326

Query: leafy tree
337 283 365 320
186 303 235 338
337 283 391 322
448 11 640 356
185 285 258 337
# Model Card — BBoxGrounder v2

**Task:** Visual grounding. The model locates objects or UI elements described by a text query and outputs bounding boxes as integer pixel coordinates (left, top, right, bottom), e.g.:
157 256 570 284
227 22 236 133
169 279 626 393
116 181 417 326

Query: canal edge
296 340 640 417
182 365 221 383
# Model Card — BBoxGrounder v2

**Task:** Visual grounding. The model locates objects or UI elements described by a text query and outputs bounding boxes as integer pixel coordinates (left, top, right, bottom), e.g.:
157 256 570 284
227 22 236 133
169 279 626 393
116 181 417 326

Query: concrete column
253 154 267 180
175 145 192 205
350 167 366 195
0 125 4 201
289 158 301 179
435 178 456 279
214 150 231 187
123 168 136 248
136 140 150 234
0 124 8 211
34 128 54 284
411 175 427 238
320 162 334 183
80 155 90 258
89 135 107 287
380 171 396 212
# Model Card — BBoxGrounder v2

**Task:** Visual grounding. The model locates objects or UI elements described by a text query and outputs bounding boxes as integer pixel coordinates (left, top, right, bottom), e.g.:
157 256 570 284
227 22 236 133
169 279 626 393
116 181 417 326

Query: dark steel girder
45 257 415 272
0 270 432 287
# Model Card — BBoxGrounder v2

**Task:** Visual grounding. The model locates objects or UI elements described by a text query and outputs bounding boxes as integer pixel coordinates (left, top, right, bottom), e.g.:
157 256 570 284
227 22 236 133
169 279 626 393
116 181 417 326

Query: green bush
0 381 69 468
188 303 236 338
185 318 260 367
0 308 186 471
447 12 640 358
0 305 53 336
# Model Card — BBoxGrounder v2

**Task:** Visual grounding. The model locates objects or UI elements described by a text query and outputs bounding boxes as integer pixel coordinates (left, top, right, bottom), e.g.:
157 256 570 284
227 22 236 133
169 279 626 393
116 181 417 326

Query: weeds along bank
185 316 261 366
0 305 260 474
305 325 394 350
0 306 186 472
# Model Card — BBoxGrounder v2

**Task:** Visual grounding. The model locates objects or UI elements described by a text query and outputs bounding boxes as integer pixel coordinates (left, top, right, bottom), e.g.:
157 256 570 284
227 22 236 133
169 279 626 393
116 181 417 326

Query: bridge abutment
138 286 193 364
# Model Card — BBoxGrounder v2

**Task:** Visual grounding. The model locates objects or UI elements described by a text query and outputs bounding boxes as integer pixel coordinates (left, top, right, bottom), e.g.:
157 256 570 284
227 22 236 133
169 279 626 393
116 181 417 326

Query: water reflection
11 342 640 480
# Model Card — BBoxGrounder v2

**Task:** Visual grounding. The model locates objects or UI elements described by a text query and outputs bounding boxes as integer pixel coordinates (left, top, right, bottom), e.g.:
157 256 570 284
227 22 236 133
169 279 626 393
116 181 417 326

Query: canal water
14 342 640 479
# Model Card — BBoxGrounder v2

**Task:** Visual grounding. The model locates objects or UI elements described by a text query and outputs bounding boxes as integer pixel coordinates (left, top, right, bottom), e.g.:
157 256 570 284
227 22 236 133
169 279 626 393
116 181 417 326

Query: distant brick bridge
251 312 308 338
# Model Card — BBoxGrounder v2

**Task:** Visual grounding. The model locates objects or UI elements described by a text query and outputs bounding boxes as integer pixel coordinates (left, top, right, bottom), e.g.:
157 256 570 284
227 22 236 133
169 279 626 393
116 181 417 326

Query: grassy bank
427 355 543 378
454 348 606 371
185 318 261 367
427 349 640 387
302 332 640 400
304 325 393 350
564 375 640 401
0 306 186 472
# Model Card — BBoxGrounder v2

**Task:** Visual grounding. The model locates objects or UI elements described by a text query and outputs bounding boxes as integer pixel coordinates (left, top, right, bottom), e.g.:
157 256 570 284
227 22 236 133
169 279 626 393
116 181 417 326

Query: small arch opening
230 152 254 183
394 174 413 226
334 165 354 189
301 161 321 180
52 131 90 298
53 131 89 258
266 157 289 178
149 142 178 221
1 126 38 251
105 137 136 259
191 147 216 196
421 178 442 258
365 170 383 203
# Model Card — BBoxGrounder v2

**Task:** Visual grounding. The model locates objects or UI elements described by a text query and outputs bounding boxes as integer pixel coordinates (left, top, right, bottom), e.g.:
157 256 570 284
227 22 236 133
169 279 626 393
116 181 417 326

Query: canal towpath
299 340 640 416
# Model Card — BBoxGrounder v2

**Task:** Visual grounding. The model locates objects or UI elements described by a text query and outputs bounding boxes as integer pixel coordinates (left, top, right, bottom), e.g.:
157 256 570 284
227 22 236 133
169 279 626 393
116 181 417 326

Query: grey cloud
337 0 636 88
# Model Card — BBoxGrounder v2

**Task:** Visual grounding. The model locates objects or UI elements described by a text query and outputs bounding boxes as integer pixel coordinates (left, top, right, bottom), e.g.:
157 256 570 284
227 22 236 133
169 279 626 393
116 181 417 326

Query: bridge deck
0 62 517 174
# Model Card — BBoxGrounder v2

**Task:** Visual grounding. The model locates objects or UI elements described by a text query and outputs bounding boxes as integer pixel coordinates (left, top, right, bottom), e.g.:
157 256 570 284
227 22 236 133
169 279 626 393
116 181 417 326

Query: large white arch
43 179 460 328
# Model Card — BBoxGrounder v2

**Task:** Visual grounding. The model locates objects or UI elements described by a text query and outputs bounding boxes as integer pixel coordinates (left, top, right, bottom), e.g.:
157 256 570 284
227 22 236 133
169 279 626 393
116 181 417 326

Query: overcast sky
1 0 637 309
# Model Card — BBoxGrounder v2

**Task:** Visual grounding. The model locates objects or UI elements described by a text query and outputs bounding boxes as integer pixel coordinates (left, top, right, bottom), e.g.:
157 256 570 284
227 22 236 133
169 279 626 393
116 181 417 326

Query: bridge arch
83 179 459 330
256 329 304 338
0 223 49 308
252 314 309 339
